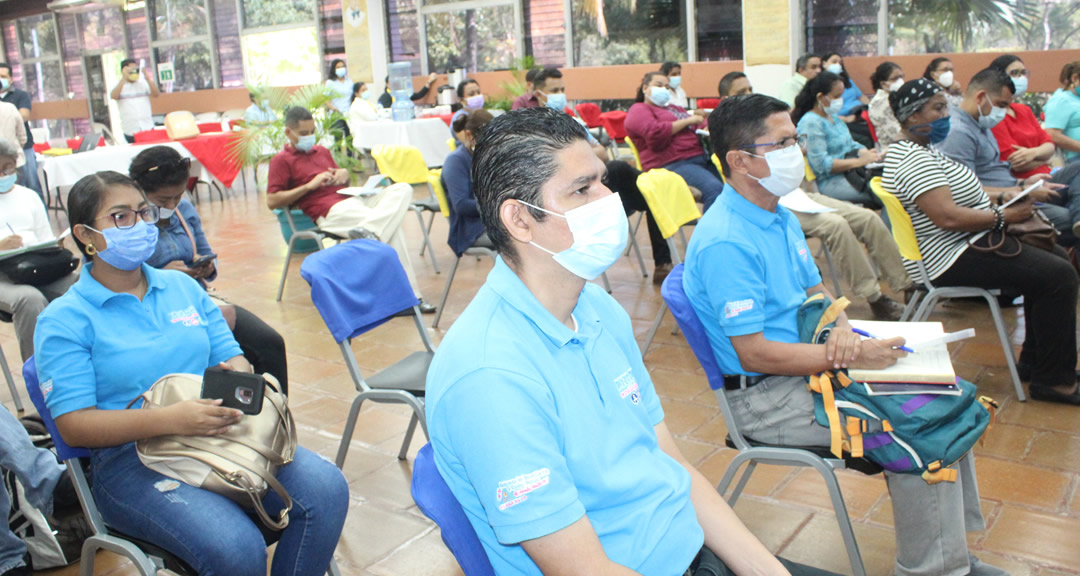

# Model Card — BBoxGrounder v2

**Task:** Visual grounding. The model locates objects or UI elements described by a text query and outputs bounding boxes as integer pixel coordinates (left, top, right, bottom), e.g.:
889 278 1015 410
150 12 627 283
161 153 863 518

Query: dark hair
968 67 1015 97
129 146 189 194
68 171 143 259
350 81 366 103
525 67 543 85
792 71 842 123
452 108 494 136
532 68 562 90
709 94 790 177
472 108 589 265
635 71 666 103
717 71 748 97
822 52 851 88
795 53 819 73
120 59 137 70
456 79 480 99
0 63 11 75
328 59 346 80
988 54 1023 75
923 57 951 80
1062 61 1080 87
285 106 313 128
870 61 901 92
660 62 682 76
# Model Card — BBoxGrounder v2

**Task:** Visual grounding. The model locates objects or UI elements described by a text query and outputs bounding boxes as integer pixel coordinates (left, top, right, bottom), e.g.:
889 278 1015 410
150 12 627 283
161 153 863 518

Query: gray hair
0 139 18 162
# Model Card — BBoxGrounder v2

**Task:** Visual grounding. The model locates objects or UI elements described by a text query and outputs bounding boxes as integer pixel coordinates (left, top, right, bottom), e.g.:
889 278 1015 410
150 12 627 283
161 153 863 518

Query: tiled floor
6 177 1080 575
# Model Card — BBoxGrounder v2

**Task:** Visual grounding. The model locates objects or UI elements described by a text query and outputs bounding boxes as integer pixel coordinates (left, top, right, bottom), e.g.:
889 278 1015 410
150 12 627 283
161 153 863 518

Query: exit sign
157 62 175 84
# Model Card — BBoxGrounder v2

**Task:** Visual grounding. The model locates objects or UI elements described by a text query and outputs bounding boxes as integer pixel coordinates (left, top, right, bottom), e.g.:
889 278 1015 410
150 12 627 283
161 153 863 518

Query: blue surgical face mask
977 96 1007 130
668 76 682 89
826 63 843 75
0 173 16 194
911 116 952 144
335 67 347 78
1011 75 1028 97
543 92 567 111
649 86 672 107
87 220 159 271
295 134 317 152
0 78 9 92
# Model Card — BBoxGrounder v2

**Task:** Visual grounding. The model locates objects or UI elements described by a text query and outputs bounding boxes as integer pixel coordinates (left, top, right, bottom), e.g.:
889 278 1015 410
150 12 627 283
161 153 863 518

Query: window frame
235 0 322 84
14 13 67 102
146 0 219 89
417 0 524 74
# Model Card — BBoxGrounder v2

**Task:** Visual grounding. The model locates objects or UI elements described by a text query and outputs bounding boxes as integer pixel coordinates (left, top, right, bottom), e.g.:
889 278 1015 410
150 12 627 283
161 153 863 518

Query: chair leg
433 257 461 329
80 535 158 576
984 293 1025 402
0 345 22 412
812 459 867 576
413 209 440 274
420 211 436 257
399 413 420 460
728 461 758 505
629 232 647 278
642 301 667 355
600 272 612 293
625 212 643 256
335 395 367 468
327 558 342 576
275 236 299 302
899 290 922 322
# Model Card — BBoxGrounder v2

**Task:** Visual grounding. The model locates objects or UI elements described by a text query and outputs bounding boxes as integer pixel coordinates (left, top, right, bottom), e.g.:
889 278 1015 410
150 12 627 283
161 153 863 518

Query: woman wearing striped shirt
882 78 1080 405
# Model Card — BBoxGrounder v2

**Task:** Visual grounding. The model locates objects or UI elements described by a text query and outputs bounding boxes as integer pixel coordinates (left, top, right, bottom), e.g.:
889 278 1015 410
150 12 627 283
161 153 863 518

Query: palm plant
890 0 1032 51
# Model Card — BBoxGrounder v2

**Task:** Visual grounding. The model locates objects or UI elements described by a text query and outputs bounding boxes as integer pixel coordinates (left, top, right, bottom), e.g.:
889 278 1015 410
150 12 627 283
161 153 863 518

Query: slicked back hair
471 107 590 266
709 94 791 177
967 67 1015 97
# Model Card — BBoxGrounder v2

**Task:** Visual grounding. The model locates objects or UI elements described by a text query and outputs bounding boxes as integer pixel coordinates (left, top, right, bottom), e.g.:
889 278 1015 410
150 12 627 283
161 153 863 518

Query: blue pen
850 327 916 354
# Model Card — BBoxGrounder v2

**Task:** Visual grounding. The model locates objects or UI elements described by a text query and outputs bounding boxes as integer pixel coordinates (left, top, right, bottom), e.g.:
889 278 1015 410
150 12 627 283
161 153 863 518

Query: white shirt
671 86 688 109
0 184 54 246
117 77 155 136
0 102 26 167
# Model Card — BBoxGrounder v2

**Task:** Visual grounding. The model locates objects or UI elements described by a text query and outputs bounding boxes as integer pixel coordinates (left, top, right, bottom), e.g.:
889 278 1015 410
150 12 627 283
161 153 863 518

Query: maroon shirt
624 102 705 170
267 145 345 220
512 93 539 110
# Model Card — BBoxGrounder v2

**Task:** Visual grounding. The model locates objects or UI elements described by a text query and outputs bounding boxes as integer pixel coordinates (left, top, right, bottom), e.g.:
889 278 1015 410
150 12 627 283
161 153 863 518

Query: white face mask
521 193 629 280
157 206 175 220
742 144 806 197
1011 75 1028 97
937 70 954 88
824 97 844 116
889 78 904 92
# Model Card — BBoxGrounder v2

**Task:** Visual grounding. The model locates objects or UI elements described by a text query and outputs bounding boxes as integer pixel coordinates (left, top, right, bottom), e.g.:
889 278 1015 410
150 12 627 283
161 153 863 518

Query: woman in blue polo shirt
33 171 348 575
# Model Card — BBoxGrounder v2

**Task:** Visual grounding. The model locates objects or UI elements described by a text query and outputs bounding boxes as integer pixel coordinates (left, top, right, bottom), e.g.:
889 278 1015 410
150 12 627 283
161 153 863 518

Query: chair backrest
803 156 816 182
222 108 246 121
710 154 727 184
624 136 644 171
22 357 91 462
197 122 221 134
164 111 200 141
371 145 429 185
428 168 451 218
447 138 457 152
411 444 496 576
697 98 721 110
659 265 725 391
575 103 603 128
868 177 924 263
861 110 878 143
599 110 628 142
635 169 701 239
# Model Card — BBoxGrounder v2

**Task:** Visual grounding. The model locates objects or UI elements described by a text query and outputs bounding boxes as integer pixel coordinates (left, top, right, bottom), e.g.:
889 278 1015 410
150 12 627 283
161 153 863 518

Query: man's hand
306 171 333 191
1009 145 1043 172
332 168 350 186
426 72 438 87
824 327 862 370
1031 182 1065 203
0 235 23 251
851 338 907 370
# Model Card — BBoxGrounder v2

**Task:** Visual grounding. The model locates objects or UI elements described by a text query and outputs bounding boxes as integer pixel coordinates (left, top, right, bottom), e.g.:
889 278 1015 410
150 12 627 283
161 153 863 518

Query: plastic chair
0 313 24 412
623 136 644 171
301 240 434 463
869 178 1025 401
411 444 496 576
636 169 701 353
659 266 868 576
447 138 457 152
575 103 603 129
275 206 344 301
371 144 443 274
599 110 628 159
861 110 878 144
696 98 721 110
430 172 496 329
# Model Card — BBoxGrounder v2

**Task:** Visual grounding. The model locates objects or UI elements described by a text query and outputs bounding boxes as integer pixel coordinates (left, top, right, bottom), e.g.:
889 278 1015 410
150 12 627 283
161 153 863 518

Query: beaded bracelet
990 206 1005 232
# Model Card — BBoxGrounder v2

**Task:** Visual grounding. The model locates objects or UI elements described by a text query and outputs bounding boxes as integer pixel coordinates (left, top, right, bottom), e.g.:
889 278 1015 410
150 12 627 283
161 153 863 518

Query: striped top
882 140 990 281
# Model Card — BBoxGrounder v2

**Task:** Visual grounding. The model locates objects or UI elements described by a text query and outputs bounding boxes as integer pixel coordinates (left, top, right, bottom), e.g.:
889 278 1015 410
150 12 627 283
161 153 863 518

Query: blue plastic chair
411 444 495 575
301 239 435 465
659 264 867 576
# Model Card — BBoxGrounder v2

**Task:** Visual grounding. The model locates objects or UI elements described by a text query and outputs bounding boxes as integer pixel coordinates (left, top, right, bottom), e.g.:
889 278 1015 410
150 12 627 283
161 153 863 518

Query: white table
351 118 451 167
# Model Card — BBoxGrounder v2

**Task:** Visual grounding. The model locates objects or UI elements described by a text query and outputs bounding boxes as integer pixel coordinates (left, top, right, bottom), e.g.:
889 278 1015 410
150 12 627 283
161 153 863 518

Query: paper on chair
846 320 957 384
338 174 392 197
779 189 837 214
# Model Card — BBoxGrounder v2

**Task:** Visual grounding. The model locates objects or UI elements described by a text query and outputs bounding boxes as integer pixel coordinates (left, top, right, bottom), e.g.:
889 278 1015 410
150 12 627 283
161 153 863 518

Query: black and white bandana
890 78 943 123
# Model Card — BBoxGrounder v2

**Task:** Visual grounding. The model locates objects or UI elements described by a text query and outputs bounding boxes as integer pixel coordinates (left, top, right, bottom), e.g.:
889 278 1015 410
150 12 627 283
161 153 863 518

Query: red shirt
512 93 539 110
624 102 705 170
991 102 1053 179
267 145 345 220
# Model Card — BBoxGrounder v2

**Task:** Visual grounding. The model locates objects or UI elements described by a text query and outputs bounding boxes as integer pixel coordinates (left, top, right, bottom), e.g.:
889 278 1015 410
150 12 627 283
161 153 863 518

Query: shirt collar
74 262 167 307
486 256 600 348
720 183 782 230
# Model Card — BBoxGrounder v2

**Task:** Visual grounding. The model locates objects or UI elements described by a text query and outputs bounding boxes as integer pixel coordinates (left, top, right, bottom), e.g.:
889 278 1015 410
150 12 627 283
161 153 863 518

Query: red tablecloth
133 129 171 144
177 132 242 188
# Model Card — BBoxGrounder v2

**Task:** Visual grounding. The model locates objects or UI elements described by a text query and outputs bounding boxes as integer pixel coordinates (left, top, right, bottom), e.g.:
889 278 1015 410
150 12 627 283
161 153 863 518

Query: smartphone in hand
201 367 265 415
192 253 217 268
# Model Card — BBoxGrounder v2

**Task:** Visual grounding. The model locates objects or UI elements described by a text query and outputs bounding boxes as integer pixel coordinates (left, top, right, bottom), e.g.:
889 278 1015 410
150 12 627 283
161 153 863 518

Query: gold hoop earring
86 244 97 256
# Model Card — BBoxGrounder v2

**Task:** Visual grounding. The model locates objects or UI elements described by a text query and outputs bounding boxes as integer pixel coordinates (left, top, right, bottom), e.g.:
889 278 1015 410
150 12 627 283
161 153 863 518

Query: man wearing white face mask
684 94 1006 576
426 107 837 576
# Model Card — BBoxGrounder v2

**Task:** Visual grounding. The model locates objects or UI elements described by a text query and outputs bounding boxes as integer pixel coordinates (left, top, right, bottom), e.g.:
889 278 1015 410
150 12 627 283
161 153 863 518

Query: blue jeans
664 155 724 213
0 406 65 573
92 444 349 576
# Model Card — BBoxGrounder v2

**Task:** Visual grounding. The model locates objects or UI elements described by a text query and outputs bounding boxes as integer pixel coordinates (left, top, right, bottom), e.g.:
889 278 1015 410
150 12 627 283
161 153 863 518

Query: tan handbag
128 373 297 530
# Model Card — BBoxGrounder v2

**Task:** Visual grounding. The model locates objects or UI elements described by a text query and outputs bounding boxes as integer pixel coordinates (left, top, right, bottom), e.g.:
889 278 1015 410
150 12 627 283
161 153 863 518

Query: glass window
78 9 127 52
570 0 686 66
242 27 321 86
805 0 878 57
22 61 65 102
386 0 422 74
425 5 517 72
153 41 214 91
17 14 59 59
697 0 742 61
241 0 316 29
150 0 209 41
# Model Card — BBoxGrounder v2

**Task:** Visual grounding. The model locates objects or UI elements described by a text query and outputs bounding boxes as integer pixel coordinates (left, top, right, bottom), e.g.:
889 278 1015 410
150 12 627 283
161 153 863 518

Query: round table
350 118 451 167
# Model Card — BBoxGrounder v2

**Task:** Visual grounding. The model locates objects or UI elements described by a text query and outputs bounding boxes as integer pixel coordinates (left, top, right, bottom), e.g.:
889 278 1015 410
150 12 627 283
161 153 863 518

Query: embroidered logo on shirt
614 368 641 405
168 306 203 327
40 378 53 400
495 468 550 511
724 299 754 318
795 240 809 262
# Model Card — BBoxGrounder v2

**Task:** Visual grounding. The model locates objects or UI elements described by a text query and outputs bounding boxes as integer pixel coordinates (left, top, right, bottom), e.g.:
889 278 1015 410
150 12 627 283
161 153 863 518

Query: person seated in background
717 71 752 98
266 107 436 312
923 57 963 107
110 59 159 144
34 171 349 575
450 79 484 145
660 61 689 108
794 71 882 206
0 63 40 197
427 106 837 576
1044 60 1080 164
778 53 821 108
626 71 723 211
0 102 25 171
686 92 1008 576
822 52 869 122
131 145 290 392
443 110 494 258
242 93 276 126
868 61 905 147
377 72 439 109
349 81 379 129
720 76 911 320
938 67 1075 244
0 140 77 363
511 67 566 111
885 78 1080 406
511 67 543 110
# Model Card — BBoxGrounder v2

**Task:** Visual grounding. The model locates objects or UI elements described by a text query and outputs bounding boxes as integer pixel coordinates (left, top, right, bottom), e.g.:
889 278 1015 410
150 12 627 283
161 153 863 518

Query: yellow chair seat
427 169 451 218
635 169 701 239
371 145 429 185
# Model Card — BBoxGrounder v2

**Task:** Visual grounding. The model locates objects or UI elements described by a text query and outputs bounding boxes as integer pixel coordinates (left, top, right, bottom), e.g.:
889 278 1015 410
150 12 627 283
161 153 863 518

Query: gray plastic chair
432 244 497 329
275 207 343 302
0 314 24 412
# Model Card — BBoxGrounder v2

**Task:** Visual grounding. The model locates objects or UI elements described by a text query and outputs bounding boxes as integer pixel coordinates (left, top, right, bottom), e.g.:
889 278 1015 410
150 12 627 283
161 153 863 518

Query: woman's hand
0 235 23 251
163 399 243 436
1009 145 1043 172
163 260 199 278
1003 195 1035 224
857 148 882 166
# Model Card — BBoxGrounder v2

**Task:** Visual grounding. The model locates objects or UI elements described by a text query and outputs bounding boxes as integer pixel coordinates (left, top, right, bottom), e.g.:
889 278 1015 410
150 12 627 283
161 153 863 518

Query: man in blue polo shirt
683 94 1006 576
426 107 834 576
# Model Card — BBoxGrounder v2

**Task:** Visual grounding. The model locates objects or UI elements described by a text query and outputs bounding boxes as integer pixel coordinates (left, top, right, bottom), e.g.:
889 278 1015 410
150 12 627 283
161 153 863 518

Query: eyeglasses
94 206 159 229
739 134 808 153
137 157 191 179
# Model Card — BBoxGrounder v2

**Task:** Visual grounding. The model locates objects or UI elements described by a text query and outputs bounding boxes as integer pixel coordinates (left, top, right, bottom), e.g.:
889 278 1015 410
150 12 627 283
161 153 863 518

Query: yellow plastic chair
869 177 1025 401
446 138 457 152
636 169 701 353
624 136 644 171
427 169 451 218
371 144 442 273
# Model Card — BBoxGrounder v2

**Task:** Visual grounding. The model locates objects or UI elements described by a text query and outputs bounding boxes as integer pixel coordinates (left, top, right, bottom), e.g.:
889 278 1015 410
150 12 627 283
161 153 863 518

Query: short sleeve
186 281 243 365
1044 96 1072 131
894 146 950 203
433 371 585 545
34 311 98 418
698 242 767 337
266 153 291 196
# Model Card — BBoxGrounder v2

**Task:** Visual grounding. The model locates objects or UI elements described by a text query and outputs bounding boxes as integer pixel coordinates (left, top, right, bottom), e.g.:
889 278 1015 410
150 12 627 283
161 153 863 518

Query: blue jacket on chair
442 147 486 257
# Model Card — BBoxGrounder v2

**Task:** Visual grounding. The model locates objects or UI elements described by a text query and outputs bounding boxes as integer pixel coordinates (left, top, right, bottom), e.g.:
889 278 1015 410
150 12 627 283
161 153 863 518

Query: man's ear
726 149 749 176
500 199 535 246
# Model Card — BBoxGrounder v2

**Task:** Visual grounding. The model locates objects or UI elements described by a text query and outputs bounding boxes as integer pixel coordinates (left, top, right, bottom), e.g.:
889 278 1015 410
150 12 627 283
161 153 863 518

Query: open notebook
846 320 956 384
0 240 60 262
